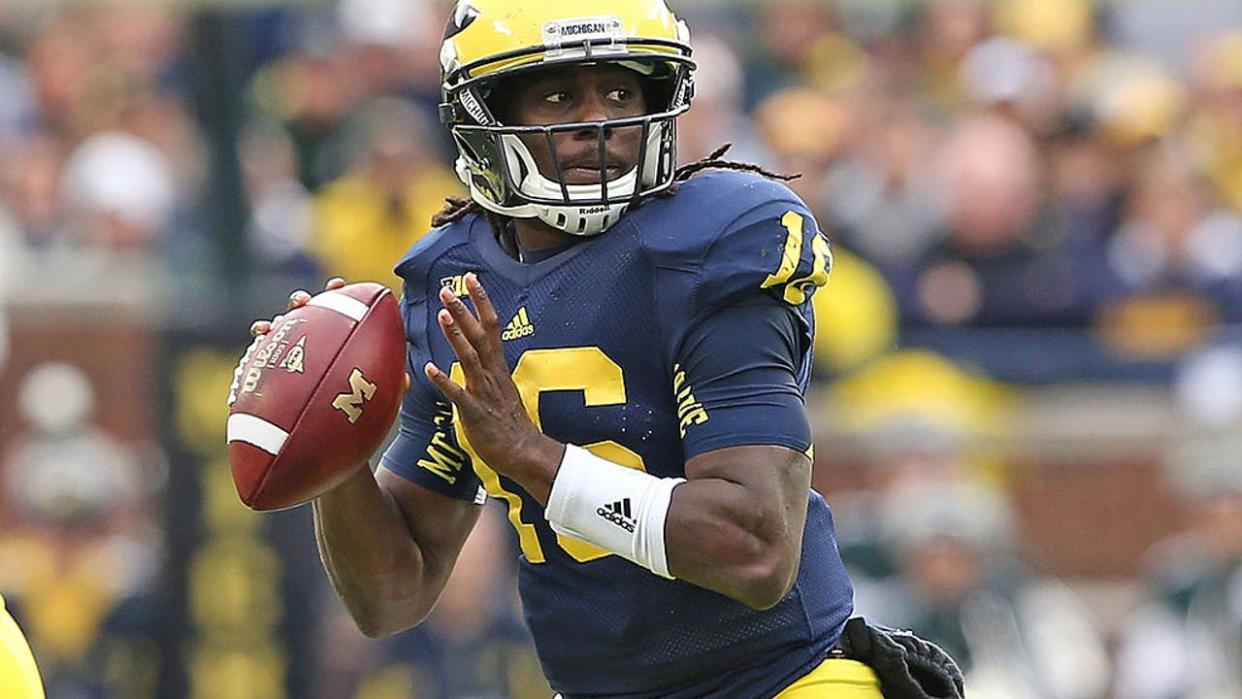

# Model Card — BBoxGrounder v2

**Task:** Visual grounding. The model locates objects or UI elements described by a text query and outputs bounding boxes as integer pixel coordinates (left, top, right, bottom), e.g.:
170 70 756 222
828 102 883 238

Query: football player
251 1 959 696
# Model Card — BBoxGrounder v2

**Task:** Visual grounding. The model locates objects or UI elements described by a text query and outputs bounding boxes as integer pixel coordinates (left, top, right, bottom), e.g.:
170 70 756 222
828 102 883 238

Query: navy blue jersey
382 171 854 698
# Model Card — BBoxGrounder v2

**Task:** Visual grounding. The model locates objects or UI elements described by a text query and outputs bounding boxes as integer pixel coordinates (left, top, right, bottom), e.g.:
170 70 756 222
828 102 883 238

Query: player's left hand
424 274 563 480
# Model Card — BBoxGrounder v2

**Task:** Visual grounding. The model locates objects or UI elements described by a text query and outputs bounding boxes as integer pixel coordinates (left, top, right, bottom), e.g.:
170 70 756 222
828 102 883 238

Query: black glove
835 617 965 699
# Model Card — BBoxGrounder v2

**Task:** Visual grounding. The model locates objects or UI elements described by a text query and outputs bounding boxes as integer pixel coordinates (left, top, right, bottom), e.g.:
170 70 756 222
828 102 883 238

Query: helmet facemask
441 31 695 236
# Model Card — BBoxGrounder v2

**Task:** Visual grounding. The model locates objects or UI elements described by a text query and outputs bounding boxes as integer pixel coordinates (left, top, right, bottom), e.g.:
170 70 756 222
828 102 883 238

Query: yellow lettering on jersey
761 211 805 290
450 362 545 563
416 432 467 484
672 364 709 437
783 233 832 304
331 368 377 424
439 274 472 298
450 347 649 564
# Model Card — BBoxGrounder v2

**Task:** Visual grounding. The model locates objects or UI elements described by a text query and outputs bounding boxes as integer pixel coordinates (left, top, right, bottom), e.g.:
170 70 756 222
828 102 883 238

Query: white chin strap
505 132 636 236
458 127 666 237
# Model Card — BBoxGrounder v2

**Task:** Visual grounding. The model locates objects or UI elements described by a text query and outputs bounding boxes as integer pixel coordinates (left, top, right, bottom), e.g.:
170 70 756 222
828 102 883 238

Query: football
227 282 406 511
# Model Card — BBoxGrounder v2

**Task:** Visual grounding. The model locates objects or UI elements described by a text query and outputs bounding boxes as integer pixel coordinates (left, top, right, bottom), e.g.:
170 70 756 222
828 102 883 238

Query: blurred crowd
0 0 1240 698
1 0 1241 346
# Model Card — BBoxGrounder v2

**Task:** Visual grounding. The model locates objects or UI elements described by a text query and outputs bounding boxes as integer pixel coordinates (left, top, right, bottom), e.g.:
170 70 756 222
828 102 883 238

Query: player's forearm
313 464 435 636
486 434 565 505
663 478 807 610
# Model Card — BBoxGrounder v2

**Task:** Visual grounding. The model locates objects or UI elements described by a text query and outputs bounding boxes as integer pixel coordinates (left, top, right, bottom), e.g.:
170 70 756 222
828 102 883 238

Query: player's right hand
228 277 347 407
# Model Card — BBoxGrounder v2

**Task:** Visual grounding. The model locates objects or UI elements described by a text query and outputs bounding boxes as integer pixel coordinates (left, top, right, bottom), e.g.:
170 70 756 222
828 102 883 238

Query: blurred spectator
993 0 1096 61
251 49 362 191
59 130 177 250
1114 436 1242 698
239 120 319 281
878 478 1111 699
336 0 441 105
830 350 1014 485
1044 113 1125 267
743 1 839 108
1185 31 1242 213
311 96 459 288
891 115 1108 327
1095 148 1242 358
826 350 1015 617
0 205 24 374
914 0 990 111
1073 54 1186 152
822 96 945 269
1114 348 1242 698
958 37 1060 131
1105 0 1242 74
677 34 769 166
0 362 163 699
3 130 66 246
753 87 852 210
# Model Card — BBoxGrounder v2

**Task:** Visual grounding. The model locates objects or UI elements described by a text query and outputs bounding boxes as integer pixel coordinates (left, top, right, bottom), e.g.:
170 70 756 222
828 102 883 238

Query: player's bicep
674 298 814 460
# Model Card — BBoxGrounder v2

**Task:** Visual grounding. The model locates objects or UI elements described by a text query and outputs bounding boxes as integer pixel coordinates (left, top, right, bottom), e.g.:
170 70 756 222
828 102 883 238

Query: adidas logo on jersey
501 306 535 341
597 498 635 532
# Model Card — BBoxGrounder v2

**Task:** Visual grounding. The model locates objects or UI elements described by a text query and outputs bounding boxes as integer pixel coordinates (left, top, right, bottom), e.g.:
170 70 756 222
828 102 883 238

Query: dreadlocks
667 143 799 188
431 195 478 228
428 143 800 228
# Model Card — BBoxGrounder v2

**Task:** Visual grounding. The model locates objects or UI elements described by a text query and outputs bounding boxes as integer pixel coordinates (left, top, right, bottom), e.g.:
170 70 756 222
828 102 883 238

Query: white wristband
545 444 685 579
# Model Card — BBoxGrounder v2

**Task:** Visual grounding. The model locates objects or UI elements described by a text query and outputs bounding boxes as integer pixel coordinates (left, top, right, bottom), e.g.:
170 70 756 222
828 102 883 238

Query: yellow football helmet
439 0 695 236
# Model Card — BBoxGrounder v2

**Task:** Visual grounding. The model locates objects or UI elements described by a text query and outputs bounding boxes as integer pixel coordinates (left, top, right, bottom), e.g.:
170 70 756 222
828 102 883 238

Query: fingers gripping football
234 278 349 401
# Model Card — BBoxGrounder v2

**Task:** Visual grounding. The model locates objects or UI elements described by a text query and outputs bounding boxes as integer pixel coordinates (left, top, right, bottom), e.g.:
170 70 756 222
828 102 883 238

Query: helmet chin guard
507 120 669 236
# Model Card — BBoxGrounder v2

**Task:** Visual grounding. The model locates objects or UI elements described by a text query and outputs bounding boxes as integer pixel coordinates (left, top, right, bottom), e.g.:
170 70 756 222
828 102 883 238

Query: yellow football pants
0 595 45 699
549 656 883 699
774 657 883 698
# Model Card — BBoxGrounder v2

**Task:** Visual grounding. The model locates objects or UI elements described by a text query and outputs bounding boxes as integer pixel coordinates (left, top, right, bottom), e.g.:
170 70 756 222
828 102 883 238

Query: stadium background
0 0 1240 697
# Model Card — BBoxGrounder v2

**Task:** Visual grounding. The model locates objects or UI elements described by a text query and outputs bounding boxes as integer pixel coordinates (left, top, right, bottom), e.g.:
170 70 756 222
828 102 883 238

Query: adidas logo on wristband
597 498 636 532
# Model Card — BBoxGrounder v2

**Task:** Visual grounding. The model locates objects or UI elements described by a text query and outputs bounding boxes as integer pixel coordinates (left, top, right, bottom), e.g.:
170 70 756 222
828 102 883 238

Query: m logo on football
331 368 377 424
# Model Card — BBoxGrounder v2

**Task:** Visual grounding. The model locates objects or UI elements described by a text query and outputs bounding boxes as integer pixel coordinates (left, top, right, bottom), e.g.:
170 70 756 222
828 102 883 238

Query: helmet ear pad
479 78 515 126
636 70 678 114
